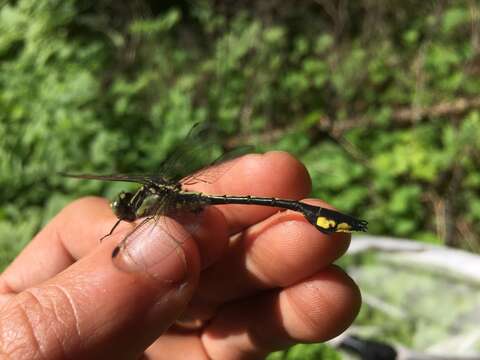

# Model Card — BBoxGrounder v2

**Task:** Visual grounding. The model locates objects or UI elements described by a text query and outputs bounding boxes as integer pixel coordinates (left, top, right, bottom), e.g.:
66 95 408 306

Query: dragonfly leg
112 216 155 258
100 219 122 242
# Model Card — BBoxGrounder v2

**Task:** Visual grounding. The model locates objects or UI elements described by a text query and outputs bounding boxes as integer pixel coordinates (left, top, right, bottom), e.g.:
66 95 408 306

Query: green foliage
1 0 479 267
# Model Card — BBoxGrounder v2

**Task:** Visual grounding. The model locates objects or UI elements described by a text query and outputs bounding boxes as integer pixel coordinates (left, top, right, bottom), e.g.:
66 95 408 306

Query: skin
0 151 361 360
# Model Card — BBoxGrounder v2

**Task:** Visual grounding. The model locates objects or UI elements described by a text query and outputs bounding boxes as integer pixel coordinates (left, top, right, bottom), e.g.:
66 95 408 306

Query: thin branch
229 97 480 146
333 97 480 134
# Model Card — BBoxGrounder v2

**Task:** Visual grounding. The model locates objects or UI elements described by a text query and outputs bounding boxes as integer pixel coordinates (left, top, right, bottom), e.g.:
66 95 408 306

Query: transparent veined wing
59 172 170 186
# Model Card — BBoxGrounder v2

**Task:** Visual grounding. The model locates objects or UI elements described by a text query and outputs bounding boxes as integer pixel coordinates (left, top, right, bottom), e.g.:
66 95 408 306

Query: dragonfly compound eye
111 191 136 222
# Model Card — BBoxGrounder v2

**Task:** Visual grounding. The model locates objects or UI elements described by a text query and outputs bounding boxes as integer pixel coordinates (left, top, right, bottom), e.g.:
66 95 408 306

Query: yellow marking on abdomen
336 222 353 233
316 217 336 229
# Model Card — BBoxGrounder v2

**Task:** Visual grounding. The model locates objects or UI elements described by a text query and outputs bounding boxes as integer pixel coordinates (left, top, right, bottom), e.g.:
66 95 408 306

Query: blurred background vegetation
1 0 480 358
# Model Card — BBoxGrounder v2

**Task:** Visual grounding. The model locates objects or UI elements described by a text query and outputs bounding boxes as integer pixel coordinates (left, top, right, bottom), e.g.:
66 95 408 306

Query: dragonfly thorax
111 191 136 222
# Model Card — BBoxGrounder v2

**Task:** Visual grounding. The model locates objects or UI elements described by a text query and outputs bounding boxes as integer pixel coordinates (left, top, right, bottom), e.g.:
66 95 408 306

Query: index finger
0 198 229 297
187 151 312 234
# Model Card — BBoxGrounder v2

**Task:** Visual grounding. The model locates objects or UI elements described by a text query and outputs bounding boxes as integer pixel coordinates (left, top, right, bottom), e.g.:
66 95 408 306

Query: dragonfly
62 124 368 258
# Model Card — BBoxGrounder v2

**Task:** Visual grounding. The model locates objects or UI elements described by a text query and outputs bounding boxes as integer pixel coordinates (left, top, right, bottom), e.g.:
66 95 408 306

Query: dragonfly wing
60 172 168 186
158 123 215 181
158 123 254 185
181 145 254 186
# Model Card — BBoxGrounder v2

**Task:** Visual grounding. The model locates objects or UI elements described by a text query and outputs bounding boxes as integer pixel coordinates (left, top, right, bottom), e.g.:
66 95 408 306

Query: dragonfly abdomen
188 193 367 234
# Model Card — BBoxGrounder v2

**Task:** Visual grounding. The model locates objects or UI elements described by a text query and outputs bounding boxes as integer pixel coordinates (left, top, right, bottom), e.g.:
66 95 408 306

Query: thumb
0 220 200 360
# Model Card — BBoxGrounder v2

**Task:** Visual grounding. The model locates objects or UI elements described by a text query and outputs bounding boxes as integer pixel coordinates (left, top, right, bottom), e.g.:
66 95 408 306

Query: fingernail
112 221 188 283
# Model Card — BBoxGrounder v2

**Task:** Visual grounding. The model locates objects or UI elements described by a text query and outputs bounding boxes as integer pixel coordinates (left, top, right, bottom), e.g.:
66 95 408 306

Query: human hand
0 152 361 359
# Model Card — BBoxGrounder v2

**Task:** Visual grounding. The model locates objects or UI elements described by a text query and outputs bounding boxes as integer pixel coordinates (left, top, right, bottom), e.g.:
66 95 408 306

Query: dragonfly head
111 191 136 222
